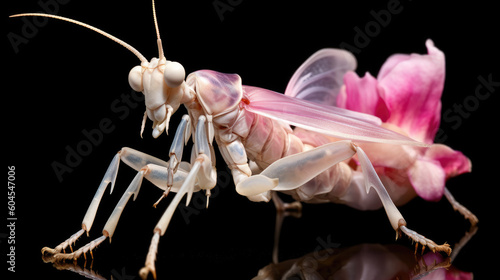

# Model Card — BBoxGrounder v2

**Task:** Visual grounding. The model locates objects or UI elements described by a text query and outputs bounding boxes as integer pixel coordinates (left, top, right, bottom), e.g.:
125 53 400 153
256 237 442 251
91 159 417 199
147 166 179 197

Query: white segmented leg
42 152 121 256
139 155 203 280
140 115 216 280
192 115 217 196
159 111 218 228
236 140 357 197
52 162 187 261
119 149 192 194
444 187 478 226
42 146 186 258
140 231 160 280
54 164 141 260
53 235 107 262
119 148 169 173
41 229 86 256
140 111 148 138
355 145 451 255
153 115 191 207
102 169 145 240
139 156 204 280
235 140 450 256
103 163 194 240
400 226 451 255
82 152 121 232
354 145 405 231
169 115 191 165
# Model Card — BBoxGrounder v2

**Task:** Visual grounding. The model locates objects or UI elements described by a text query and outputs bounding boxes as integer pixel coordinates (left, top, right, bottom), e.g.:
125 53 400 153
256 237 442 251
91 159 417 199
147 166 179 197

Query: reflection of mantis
262 197 478 280
11 1 476 279
254 243 469 280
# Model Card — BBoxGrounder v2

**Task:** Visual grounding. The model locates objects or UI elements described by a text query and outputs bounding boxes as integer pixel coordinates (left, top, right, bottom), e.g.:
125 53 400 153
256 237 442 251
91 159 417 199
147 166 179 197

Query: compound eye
128 65 144 92
163 61 185 88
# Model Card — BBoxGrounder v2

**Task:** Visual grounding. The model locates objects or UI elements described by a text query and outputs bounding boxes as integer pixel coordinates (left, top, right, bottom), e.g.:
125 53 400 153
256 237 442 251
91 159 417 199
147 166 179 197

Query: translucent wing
285 48 356 106
243 86 426 146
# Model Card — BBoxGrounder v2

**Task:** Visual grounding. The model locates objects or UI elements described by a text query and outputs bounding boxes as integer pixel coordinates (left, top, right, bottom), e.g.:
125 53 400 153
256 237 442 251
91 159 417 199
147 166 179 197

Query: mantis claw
153 186 172 208
139 266 156 280
400 225 451 256
41 228 86 257
140 231 160 280
50 235 107 263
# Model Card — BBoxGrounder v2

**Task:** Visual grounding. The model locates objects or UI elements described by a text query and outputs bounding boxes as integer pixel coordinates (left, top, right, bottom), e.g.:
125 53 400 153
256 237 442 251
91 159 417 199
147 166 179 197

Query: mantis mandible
10 1 477 279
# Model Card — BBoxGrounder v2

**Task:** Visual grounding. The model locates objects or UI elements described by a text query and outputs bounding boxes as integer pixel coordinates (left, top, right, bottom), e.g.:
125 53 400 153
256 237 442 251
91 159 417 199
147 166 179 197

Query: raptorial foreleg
140 115 217 280
152 115 191 207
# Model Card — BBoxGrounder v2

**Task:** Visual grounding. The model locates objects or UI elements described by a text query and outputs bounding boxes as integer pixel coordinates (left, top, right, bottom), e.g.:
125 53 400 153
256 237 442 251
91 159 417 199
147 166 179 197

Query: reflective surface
255 244 464 280
41 224 477 280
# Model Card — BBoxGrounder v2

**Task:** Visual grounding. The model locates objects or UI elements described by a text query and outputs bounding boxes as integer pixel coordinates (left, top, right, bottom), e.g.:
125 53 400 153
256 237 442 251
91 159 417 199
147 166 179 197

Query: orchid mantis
10 1 477 279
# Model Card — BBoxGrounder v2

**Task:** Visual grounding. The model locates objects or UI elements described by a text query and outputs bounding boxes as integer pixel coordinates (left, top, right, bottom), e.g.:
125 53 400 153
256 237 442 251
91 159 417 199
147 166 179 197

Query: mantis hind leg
235 141 452 256
353 145 451 255
444 187 478 227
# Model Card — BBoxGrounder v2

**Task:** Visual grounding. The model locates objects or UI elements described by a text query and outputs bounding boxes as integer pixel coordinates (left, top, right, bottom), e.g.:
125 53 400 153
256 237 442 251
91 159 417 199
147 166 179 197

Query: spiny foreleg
140 115 217 280
152 115 192 208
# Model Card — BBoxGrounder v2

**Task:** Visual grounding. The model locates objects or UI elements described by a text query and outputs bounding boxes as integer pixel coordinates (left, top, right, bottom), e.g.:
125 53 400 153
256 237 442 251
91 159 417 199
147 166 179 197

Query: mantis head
10 0 186 138
128 41 186 138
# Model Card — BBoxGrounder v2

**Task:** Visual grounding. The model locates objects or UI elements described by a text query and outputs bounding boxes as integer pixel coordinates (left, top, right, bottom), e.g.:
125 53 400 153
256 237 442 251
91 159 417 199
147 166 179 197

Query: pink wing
243 86 426 146
285 48 356 107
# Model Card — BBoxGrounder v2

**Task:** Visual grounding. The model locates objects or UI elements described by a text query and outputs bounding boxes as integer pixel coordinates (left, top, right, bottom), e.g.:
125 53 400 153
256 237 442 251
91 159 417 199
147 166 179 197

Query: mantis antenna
9 13 148 63
152 0 165 61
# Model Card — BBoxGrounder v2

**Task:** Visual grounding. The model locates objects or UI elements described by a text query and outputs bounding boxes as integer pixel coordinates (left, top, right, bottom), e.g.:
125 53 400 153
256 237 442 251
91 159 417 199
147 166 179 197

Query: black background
4 0 498 279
